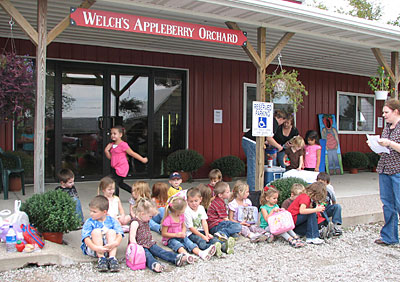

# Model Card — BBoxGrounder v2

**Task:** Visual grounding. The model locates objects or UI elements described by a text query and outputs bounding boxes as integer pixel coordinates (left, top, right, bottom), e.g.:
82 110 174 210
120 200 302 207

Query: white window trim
336 91 375 135
243 83 256 133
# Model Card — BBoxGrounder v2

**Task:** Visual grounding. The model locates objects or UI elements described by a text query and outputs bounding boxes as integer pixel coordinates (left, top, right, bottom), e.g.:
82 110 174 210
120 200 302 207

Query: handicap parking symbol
258 117 267 128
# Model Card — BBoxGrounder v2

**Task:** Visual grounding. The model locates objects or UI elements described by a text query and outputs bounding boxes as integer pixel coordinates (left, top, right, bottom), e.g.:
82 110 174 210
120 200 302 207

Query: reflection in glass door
111 73 149 178
61 70 104 179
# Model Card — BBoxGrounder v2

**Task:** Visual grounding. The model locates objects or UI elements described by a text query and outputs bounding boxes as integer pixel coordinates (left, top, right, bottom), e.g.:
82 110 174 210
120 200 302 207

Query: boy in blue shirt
81 195 124 272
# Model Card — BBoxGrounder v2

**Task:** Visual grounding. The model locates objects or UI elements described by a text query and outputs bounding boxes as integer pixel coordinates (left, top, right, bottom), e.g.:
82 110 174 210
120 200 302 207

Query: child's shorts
82 234 108 258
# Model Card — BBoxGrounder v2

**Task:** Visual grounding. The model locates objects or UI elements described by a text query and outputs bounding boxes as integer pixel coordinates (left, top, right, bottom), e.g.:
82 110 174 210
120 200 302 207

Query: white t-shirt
228 198 252 221
184 205 208 236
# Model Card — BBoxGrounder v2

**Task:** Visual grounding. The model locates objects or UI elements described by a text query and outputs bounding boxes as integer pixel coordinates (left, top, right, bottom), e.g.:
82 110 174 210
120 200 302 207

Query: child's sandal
290 238 304 248
151 262 164 273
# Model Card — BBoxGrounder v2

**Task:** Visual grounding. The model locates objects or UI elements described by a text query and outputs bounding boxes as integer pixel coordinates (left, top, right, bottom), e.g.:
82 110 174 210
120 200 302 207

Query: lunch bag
267 209 295 235
126 243 146 270
21 224 45 248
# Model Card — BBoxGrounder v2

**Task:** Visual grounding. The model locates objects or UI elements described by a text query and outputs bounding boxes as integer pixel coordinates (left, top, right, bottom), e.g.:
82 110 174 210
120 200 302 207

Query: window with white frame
337 91 375 134
243 83 294 132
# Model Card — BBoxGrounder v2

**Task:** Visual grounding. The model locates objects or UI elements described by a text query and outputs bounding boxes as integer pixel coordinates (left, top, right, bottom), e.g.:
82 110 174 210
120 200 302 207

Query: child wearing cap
168 172 183 199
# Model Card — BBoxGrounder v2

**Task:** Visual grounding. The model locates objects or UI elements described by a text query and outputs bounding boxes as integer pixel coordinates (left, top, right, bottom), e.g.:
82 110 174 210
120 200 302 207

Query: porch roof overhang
1 0 400 77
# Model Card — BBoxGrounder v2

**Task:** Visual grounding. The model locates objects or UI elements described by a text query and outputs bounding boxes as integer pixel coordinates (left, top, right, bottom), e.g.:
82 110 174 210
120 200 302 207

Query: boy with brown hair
81 195 124 272
208 169 222 196
55 168 84 224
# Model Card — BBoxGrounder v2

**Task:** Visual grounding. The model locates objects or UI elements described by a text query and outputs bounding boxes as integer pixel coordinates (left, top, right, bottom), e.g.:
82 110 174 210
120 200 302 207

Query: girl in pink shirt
104 125 148 196
304 130 321 172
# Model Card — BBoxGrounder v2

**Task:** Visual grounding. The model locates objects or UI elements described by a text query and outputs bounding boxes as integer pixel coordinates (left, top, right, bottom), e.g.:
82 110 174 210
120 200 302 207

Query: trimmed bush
269 177 308 206
21 190 81 233
342 151 369 169
210 155 245 178
365 152 380 168
166 149 204 173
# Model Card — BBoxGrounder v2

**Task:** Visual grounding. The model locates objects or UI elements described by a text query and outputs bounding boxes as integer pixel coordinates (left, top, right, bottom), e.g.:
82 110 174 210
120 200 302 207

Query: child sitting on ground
197 183 212 210
208 169 222 196
129 181 151 218
149 182 169 233
55 168 84 224
97 176 130 226
129 198 189 273
168 172 183 199
284 136 305 171
281 183 306 210
228 180 271 242
317 172 343 236
184 187 221 257
81 195 124 272
260 186 304 248
207 182 241 254
287 182 327 245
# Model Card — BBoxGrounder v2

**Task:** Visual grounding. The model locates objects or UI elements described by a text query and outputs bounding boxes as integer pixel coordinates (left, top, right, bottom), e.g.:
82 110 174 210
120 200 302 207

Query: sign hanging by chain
70 8 247 46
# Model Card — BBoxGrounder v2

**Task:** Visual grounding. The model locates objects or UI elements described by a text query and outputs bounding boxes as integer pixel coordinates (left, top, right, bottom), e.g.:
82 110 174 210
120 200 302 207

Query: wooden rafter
391 52 399 99
47 0 96 45
265 32 295 67
0 0 38 45
225 21 261 68
371 48 396 82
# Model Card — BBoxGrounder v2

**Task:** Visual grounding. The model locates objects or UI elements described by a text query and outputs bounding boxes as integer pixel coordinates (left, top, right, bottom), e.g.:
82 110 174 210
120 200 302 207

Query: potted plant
368 66 393 100
166 149 205 182
342 151 369 174
265 69 308 112
21 190 81 244
210 155 245 182
0 52 35 121
365 152 380 172
269 177 308 206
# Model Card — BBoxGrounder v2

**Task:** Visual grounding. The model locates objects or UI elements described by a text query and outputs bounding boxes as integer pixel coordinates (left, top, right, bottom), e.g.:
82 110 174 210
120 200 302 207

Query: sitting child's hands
240 221 250 227
201 234 210 242
272 207 280 213
104 241 118 251
94 245 109 253
176 232 186 238
315 205 325 212
207 234 214 240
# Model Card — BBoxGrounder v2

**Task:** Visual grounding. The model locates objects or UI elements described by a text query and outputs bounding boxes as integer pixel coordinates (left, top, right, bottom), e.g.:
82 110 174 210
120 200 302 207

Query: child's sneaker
214 232 228 241
108 257 120 272
319 226 328 240
97 257 108 272
175 253 186 266
199 245 216 261
186 254 196 264
333 226 343 236
266 233 274 243
306 237 324 245
215 242 223 258
230 233 240 240
224 237 235 254
250 233 267 243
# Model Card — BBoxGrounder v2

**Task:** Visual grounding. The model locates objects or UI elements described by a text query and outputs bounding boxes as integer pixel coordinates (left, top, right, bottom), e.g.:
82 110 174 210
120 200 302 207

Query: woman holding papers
372 99 400 246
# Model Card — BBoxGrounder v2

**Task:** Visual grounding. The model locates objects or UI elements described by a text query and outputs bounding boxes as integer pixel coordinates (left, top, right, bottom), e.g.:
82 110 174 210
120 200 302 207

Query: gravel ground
1 222 400 282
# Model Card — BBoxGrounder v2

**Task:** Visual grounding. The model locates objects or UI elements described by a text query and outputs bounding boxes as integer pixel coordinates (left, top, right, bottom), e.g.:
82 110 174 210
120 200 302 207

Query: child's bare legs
105 229 118 257
91 229 106 258
280 231 304 248
118 214 132 225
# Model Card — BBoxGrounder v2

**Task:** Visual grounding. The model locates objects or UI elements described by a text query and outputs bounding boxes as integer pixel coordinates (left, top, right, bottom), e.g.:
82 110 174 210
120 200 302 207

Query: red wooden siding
0 38 382 177
0 121 13 151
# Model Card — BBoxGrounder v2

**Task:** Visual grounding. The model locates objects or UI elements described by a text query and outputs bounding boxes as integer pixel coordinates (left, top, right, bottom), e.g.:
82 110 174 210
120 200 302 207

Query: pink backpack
126 243 146 270
267 209 295 235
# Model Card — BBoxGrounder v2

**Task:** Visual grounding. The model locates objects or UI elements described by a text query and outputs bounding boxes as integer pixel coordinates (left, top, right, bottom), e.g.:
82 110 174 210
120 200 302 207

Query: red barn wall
1 38 381 177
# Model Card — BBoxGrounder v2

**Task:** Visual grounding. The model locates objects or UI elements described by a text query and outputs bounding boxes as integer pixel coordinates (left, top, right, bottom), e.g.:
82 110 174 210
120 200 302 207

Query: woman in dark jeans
273 115 299 167
372 99 400 245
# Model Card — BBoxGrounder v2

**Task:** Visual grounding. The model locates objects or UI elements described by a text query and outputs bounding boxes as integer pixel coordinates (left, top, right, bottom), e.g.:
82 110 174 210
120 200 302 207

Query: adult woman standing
373 99 400 245
273 115 299 167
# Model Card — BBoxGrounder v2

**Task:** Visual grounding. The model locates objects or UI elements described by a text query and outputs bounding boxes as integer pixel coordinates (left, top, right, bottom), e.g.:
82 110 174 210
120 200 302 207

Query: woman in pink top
304 130 321 172
104 125 148 196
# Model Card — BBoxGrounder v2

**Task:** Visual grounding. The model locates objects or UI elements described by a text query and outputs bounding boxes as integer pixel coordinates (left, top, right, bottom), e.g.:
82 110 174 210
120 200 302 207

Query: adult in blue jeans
242 109 287 191
370 99 400 246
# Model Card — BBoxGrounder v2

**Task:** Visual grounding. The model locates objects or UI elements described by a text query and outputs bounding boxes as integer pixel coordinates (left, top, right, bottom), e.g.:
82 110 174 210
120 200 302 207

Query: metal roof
1 0 400 76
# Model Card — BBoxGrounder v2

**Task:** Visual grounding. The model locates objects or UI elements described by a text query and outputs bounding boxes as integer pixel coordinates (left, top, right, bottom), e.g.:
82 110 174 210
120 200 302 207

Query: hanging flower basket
368 66 393 100
0 52 35 121
375 90 389 100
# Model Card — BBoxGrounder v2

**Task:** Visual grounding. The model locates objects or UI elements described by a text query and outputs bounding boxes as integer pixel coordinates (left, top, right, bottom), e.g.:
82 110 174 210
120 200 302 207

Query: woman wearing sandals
370 99 400 246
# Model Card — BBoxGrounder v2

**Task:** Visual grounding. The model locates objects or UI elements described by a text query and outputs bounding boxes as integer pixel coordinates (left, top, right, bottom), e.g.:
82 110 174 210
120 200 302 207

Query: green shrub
269 177 308 206
365 152 380 168
21 190 81 233
210 155 245 178
166 149 204 173
342 151 369 169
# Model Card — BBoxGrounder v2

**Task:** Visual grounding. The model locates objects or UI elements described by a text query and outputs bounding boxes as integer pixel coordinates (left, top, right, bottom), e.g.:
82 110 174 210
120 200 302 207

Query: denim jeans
144 244 178 271
242 138 256 191
149 207 165 233
294 213 319 239
73 197 84 224
276 150 286 168
325 204 342 225
167 237 198 253
209 221 242 237
379 173 400 244
188 232 220 250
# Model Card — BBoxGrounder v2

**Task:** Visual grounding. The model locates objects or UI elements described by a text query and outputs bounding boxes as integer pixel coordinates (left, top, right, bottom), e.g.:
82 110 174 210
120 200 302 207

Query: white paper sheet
367 134 390 154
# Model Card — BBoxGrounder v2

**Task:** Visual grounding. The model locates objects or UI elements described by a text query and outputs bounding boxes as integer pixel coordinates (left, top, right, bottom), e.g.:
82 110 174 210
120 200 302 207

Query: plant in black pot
21 190 81 244
166 149 205 182
210 155 245 181
269 177 308 206
365 152 380 172
342 151 369 174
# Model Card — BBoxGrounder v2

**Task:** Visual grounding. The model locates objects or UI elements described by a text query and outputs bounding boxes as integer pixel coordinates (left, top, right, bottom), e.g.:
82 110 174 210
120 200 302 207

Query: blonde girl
129 198 189 273
161 197 205 262
104 125 148 196
284 135 305 170
129 181 151 218
98 176 130 225
228 181 270 242
260 186 304 248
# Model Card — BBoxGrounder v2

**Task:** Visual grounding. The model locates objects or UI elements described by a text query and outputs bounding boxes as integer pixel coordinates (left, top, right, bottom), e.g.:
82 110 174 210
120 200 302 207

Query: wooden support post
34 0 47 194
391 52 399 100
255 27 267 191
